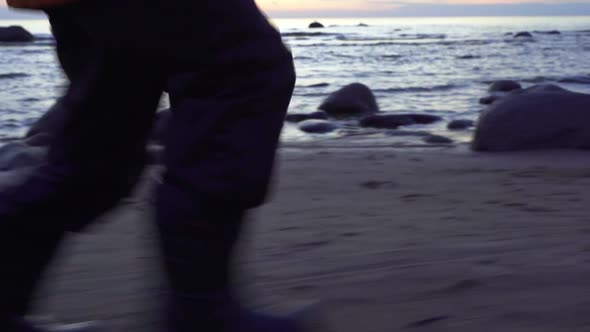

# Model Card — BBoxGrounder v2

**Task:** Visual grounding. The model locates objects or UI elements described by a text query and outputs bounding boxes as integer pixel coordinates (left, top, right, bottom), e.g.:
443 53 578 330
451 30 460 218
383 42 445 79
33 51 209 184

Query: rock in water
448 119 475 130
360 113 442 129
473 84 590 151
319 83 379 116
514 31 533 38
479 94 505 105
0 26 34 42
298 120 337 134
359 114 413 129
424 135 453 144
285 111 329 123
404 114 443 124
386 130 430 137
309 22 324 28
489 80 522 93
535 30 561 35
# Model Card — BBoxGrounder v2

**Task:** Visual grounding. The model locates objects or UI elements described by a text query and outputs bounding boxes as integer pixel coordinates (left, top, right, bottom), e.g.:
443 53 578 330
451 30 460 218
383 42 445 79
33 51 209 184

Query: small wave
519 76 554 83
0 73 29 80
292 91 328 97
325 52 358 58
337 35 446 42
20 97 41 102
533 30 561 35
451 39 495 46
558 76 590 84
374 84 460 94
504 38 535 43
517 75 590 84
382 54 402 59
282 32 342 37
399 33 446 40
32 41 56 46
294 56 313 60
300 39 495 48
456 55 481 60
33 34 54 40
304 83 330 88
19 49 46 54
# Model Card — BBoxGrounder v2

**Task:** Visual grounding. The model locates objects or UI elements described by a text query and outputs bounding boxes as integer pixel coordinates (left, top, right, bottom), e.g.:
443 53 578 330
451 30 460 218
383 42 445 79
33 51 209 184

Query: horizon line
2 14 590 20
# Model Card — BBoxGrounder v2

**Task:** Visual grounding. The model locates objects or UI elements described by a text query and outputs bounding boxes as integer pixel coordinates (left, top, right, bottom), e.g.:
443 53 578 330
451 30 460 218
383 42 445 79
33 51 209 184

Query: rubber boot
155 210 318 332
0 223 66 327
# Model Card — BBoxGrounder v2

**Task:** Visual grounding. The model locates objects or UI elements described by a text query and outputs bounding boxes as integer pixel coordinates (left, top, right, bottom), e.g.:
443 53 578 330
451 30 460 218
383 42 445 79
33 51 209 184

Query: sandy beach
29 145 590 332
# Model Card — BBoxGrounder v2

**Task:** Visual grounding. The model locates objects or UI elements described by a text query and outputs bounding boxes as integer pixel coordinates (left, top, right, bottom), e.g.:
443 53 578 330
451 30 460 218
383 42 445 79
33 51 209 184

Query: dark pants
0 0 295 327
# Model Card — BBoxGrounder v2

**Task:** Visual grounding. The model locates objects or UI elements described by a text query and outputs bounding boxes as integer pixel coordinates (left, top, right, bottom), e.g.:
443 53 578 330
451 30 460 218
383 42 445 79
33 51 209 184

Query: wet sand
33 146 590 332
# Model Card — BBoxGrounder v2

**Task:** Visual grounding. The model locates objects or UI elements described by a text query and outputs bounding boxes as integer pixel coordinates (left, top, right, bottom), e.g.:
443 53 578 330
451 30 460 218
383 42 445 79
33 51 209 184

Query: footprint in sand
360 180 397 189
519 205 561 213
289 284 317 292
400 193 434 201
443 279 485 294
477 258 499 265
278 226 301 231
502 202 526 208
405 315 452 328
292 240 332 250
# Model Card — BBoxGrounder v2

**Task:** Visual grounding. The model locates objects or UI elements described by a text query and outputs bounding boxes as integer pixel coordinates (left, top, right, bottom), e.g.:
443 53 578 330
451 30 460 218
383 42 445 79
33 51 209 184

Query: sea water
1 17 589 145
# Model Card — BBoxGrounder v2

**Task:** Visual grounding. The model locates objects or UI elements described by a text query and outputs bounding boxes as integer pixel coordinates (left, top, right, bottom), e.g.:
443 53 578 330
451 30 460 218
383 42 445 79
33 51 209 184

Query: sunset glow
254 0 590 16
1 0 590 17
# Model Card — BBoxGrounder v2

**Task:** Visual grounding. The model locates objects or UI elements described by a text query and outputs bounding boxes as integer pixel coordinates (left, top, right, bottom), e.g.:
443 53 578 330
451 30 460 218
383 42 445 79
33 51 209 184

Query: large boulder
424 135 453 144
298 120 337 134
360 113 441 129
489 80 521 93
447 119 475 130
479 93 506 105
472 84 590 151
319 83 379 116
309 22 324 28
0 26 34 42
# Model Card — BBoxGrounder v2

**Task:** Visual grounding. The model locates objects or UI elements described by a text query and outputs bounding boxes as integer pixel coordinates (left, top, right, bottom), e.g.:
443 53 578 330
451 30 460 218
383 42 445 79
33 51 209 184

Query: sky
1 0 590 18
